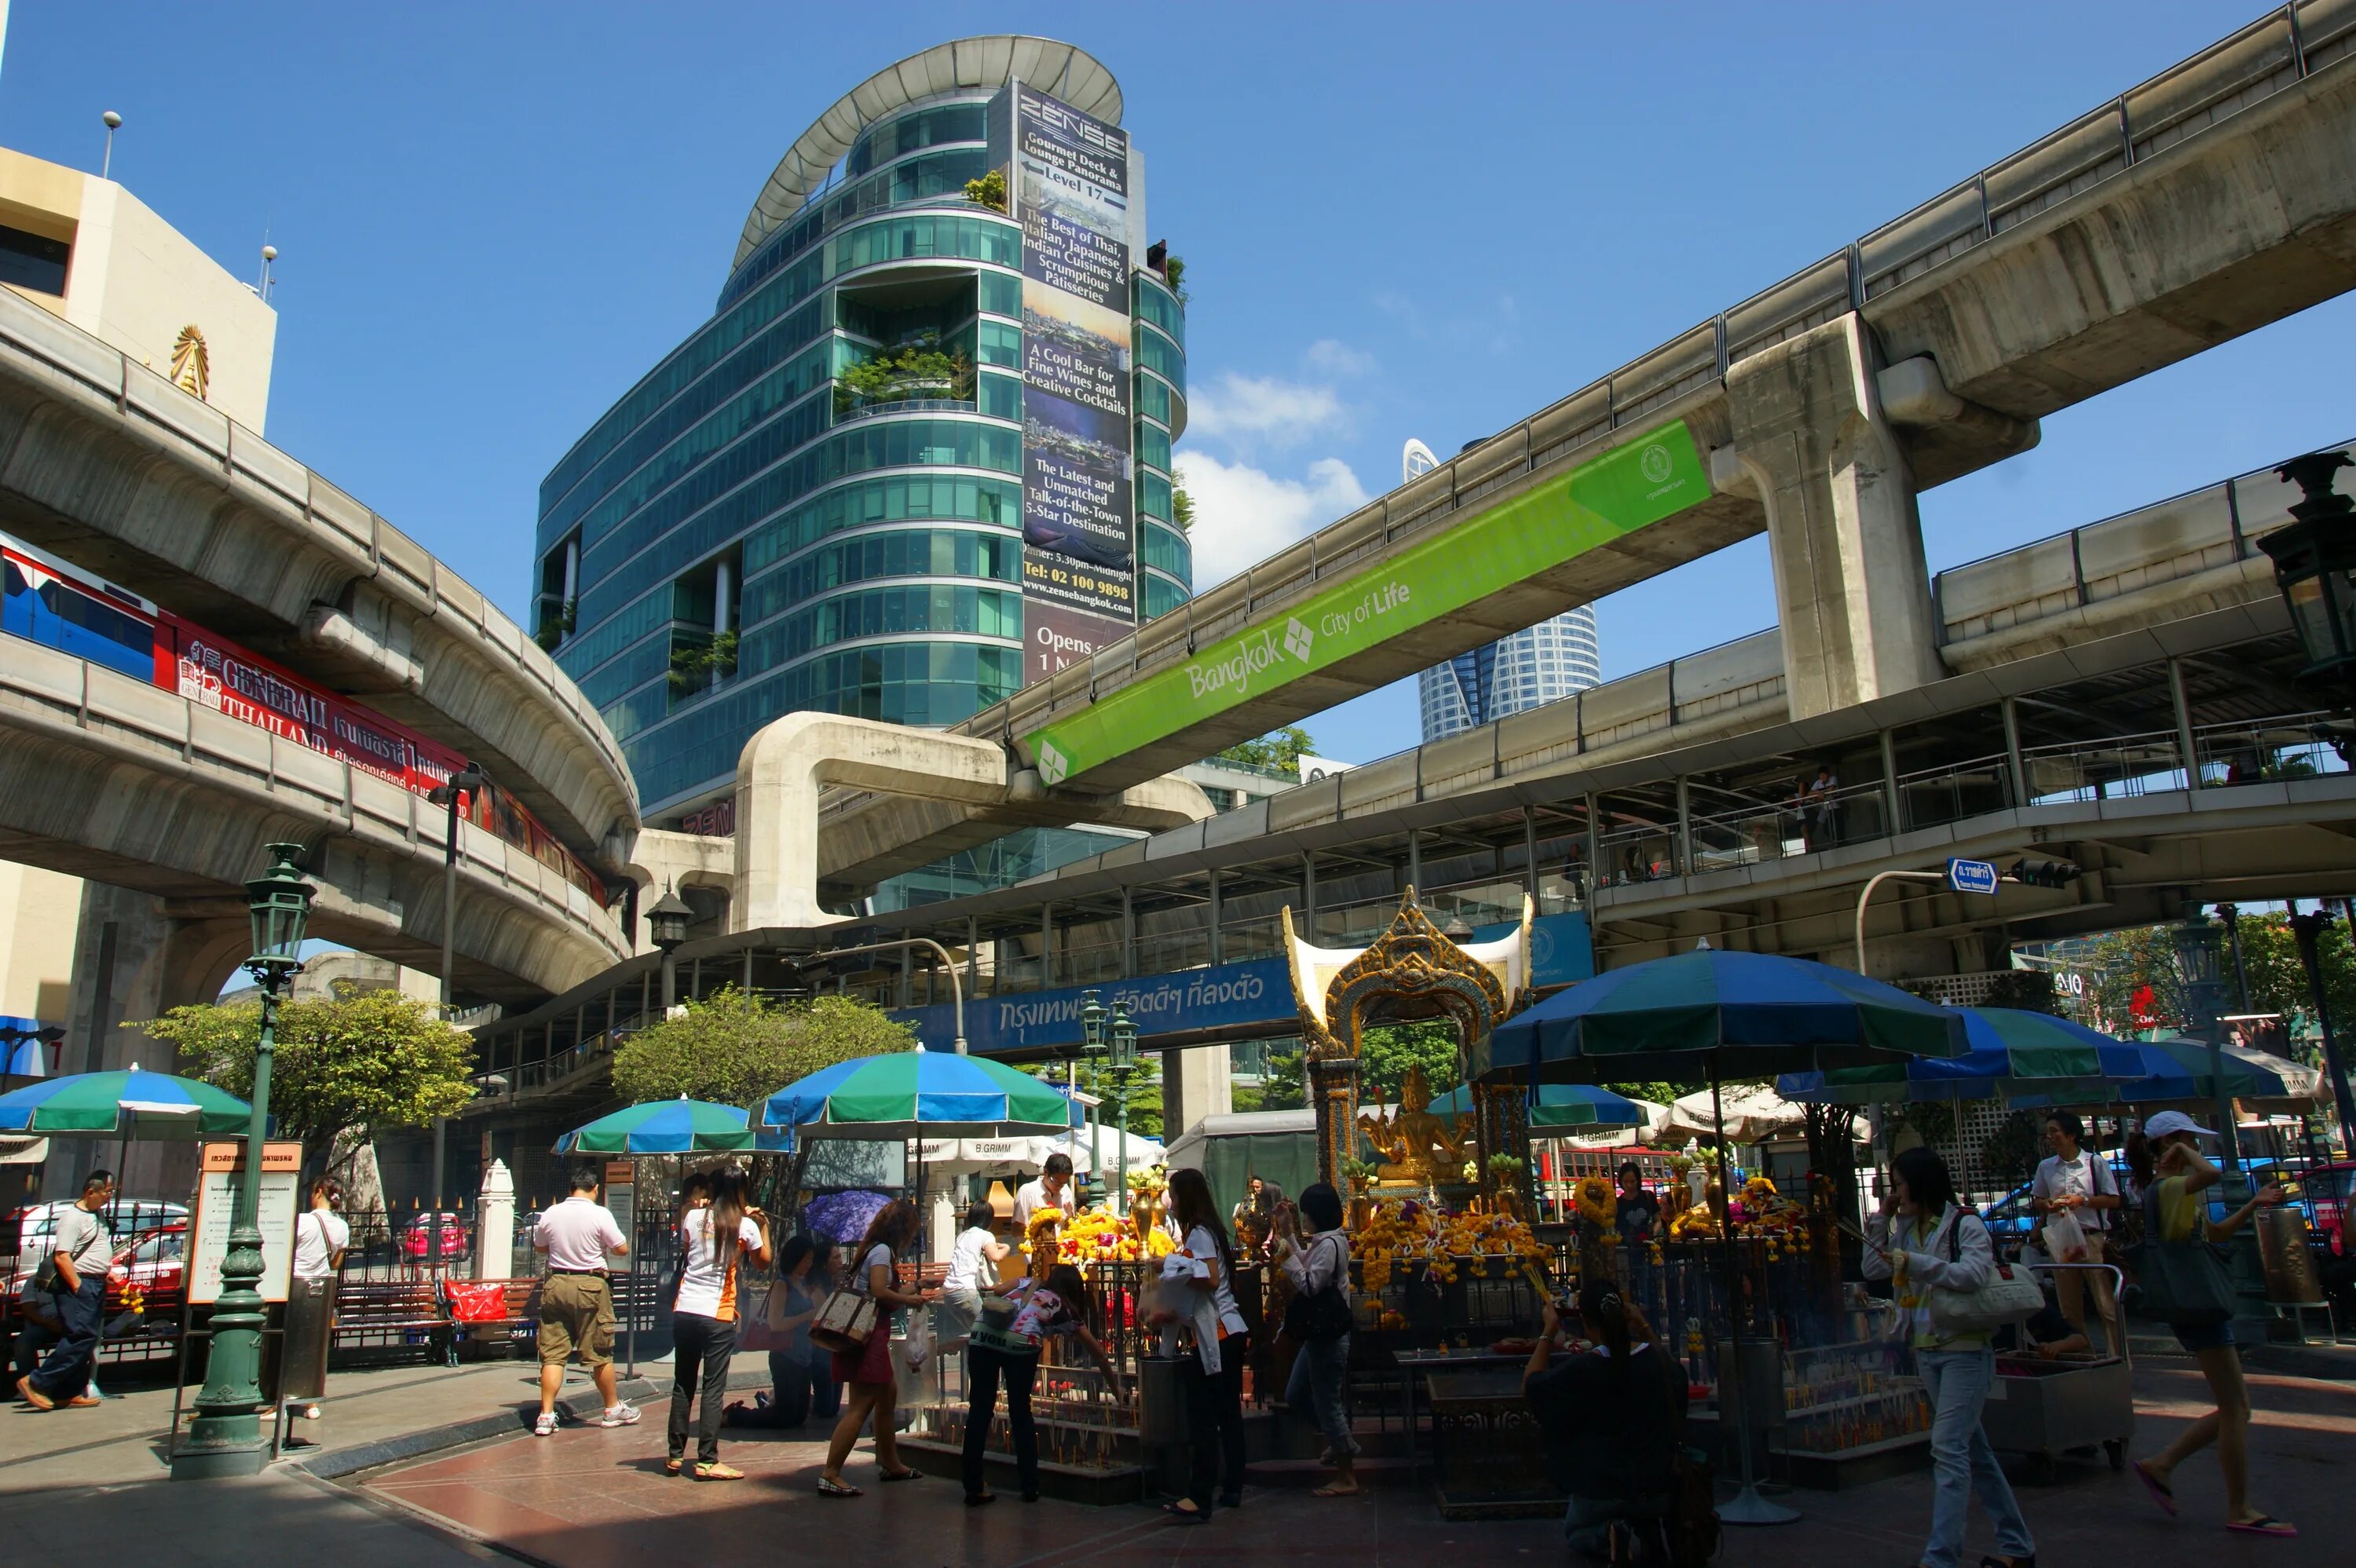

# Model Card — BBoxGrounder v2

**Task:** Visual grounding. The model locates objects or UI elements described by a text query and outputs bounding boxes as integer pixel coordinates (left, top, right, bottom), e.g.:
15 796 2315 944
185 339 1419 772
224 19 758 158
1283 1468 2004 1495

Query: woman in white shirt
1153 1168 1249 1524
668 1169 770 1479
940 1201 1009 1348
2028 1110 2120 1354
282 1176 349 1424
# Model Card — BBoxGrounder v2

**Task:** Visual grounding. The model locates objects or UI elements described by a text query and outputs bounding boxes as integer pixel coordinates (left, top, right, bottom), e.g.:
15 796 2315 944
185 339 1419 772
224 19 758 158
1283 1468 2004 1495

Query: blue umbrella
803 1189 892 1245
553 1097 797 1155
1477 947 1968 1084
760 1050 1071 1139
1778 1009 2186 1105
1425 1081 1645 1131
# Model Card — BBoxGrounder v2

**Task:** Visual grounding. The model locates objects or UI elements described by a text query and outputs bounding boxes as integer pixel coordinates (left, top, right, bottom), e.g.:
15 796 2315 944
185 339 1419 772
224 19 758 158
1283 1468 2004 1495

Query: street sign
188 1140 302 1305
1947 857 1999 896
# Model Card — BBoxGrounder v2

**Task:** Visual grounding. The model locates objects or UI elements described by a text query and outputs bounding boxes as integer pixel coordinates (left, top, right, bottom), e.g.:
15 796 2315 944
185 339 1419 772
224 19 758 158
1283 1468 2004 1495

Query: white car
6 1198 188 1289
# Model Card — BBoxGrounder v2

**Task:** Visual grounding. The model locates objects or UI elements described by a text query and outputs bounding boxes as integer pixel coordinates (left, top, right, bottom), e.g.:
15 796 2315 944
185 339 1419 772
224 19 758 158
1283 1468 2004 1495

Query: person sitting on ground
1524 1277 1687 1565
726 1234 835 1430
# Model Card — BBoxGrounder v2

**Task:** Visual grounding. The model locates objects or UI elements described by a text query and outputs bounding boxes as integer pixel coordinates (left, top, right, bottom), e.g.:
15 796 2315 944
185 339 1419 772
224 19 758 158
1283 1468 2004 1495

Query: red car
402 1212 470 1263
2307 1160 2356 1259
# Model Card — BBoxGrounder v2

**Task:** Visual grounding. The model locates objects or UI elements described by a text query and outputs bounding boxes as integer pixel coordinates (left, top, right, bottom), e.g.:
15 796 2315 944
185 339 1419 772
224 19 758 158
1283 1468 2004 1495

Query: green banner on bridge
1023 418 1711 785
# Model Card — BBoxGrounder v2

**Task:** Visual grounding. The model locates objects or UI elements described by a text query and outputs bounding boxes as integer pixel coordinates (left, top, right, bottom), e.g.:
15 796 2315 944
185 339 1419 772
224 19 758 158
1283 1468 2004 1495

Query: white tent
1663 1082 1809 1144
913 1129 1165 1179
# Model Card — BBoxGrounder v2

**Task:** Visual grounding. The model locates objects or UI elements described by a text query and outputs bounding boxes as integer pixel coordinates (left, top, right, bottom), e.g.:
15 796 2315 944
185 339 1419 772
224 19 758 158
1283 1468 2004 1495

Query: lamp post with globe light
172 843 313 1479
1080 989 1138 1215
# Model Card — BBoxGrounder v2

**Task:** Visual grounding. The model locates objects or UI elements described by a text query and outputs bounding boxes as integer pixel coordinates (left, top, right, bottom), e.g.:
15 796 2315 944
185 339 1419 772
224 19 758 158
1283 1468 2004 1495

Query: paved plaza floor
350 1358 2350 1568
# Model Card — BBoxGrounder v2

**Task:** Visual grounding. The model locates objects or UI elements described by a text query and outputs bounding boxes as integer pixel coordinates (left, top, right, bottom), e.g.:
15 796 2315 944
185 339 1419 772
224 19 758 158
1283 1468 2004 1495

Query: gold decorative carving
170 324 210 402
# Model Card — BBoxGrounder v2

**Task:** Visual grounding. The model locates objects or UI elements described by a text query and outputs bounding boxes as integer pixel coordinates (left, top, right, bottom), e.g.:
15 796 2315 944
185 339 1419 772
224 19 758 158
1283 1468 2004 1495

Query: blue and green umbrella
0 1066 251 1139
554 1097 795 1156
1478 948 1969 1084
762 1050 1071 1139
1778 1008 2183 1106
1426 1080 1644 1131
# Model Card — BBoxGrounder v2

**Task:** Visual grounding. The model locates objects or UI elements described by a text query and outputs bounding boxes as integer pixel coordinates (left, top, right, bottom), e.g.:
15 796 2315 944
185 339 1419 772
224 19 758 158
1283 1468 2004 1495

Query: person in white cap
2124 1110 2296 1539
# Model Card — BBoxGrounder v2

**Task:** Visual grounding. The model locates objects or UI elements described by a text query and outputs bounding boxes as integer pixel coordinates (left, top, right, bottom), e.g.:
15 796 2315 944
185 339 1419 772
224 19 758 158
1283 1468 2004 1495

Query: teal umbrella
554 1097 794 1155
761 1050 1071 1139
1426 1081 1644 1131
0 1065 251 1138
1779 1009 2182 1105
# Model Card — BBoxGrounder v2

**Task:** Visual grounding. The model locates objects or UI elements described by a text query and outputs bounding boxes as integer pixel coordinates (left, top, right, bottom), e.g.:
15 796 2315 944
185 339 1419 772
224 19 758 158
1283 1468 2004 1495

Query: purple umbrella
803 1189 891 1245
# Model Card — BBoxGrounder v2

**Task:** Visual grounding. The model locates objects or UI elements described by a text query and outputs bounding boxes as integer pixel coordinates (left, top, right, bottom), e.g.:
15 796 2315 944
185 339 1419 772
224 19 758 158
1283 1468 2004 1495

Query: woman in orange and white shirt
668 1168 770 1478
1155 1168 1249 1523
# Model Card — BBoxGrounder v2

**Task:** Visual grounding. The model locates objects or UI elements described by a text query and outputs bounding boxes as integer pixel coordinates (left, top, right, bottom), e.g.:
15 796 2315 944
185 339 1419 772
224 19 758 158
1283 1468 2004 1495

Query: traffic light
2007 857 2080 889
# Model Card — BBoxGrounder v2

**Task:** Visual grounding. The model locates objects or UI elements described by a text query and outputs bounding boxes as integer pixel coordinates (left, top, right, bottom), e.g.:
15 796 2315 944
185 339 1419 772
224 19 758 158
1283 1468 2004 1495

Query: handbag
1280 1234 1354 1343
807 1288 878 1352
1926 1211 2043 1335
970 1281 1041 1358
2125 1186 2234 1327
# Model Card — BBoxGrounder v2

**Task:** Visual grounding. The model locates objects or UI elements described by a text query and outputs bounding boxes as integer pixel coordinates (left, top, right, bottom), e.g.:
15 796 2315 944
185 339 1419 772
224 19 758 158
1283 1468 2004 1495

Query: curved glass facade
536 57 1193 828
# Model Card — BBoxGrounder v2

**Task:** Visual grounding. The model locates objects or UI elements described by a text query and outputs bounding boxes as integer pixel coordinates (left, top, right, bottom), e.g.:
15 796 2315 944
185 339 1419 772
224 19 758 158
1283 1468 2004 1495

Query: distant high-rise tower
1407 438 1601 741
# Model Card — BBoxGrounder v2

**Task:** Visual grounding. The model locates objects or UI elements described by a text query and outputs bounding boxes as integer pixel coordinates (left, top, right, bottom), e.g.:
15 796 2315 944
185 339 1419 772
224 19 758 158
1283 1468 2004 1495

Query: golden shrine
1282 890 1537 1208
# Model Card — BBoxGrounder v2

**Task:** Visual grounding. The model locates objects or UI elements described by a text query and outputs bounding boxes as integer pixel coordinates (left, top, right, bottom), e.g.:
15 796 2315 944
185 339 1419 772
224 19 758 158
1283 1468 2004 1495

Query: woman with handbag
2126 1112 2295 1538
961 1262 1121 1505
667 1169 770 1479
1863 1146 2037 1568
818 1199 938 1497
2029 1111 2121 1354
1150 1167 1250 1524
1272 1182 1358 1497
725 1234 835 1430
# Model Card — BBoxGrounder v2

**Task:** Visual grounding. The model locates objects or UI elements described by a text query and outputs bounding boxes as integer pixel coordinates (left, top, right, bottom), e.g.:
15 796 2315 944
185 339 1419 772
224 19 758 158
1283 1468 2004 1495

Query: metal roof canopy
731 35 1123 272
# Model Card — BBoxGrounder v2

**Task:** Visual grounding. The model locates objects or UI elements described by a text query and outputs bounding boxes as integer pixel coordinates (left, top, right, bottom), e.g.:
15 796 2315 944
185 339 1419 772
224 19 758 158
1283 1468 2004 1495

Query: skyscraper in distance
1407 437 1601 741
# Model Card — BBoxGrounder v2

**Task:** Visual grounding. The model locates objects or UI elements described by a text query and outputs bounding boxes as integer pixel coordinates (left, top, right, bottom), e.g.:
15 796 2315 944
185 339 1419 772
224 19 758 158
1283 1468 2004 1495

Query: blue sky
5 1 2348 766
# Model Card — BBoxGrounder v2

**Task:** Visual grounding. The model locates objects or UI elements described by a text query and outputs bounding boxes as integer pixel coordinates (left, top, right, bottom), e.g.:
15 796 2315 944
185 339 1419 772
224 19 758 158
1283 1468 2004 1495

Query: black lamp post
174 842 313 1479
423 760 488 1277
2168 905 2268 1323
646 884 693 1009
2257 448 2356 689
1080 989 1138 1214
2288 907 2356 1156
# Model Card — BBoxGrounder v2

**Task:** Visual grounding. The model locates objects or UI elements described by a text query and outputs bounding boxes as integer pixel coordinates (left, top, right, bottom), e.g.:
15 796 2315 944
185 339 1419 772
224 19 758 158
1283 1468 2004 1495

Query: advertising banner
1023 420 1714 785
1023 600 1133 688
990 81 1138 670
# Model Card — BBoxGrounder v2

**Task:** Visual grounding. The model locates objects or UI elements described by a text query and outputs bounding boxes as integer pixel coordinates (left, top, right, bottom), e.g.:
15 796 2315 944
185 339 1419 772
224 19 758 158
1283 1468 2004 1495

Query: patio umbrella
1663 1081 1807 1143
1425 1081 1645 1132
2118 1038 2328 1116
761 1050 1073 1140
1477 947 1968 1084
0 1065 251 1138
803 1189 892 1245
554 1096 797 1155
1777 1008 2187 1106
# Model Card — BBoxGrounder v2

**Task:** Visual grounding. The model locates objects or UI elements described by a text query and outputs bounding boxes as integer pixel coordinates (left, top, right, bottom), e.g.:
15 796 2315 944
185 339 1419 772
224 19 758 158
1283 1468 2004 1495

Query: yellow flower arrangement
1046 1204 1178 1263
1572 1175 1618 1242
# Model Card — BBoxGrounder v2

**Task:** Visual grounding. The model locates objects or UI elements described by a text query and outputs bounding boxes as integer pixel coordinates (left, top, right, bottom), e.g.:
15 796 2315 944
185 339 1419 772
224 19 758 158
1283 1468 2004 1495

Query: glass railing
2193 711 2354 788
2021 729 2187 805
832 395 979 426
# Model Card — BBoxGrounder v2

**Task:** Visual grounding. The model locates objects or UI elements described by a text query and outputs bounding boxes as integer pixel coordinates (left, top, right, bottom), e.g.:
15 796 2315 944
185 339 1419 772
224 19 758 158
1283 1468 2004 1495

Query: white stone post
475 1158 515 1281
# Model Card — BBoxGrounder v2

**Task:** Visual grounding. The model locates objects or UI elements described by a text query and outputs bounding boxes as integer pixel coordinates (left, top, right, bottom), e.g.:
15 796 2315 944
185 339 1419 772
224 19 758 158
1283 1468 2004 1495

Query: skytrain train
1 530 608 902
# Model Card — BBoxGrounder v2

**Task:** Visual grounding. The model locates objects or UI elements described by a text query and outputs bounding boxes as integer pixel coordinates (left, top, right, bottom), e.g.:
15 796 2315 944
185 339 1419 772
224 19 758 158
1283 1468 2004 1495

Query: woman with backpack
1272 1182 1358 1497
960 1261 1121 1505
1864 1146 2036 1568
2126 1111 2295 1538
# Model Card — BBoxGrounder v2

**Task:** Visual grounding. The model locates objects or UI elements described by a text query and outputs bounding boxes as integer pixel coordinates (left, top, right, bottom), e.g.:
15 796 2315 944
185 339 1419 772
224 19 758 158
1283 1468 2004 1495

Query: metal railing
2192 711 2354 787
2021 729 2190 805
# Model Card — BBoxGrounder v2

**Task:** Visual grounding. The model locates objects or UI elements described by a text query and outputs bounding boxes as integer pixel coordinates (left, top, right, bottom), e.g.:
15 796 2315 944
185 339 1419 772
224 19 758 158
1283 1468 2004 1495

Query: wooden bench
331 1279 454 1366
444 1277 543 1359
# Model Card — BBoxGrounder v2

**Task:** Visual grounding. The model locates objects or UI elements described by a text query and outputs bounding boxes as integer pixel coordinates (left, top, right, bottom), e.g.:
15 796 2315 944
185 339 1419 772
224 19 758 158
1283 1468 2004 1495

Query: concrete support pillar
1725 316 1945 719
474 1158 515 1281
1163 1044 1231 1145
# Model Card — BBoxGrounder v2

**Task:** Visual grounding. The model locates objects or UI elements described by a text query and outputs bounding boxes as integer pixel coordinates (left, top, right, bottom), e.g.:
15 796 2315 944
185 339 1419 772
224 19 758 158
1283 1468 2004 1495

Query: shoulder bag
2124 1185 2234 1327
1280 1233 1354 1343
807 1288 878 1351
970 1279 1041 1358
1926 1212 2043 1334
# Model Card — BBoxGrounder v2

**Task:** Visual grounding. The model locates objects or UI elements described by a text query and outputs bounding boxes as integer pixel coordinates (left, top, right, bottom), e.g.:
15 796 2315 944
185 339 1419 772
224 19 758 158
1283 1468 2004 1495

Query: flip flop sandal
2132 1461 2177 1518
879 1467 924 1482
817 1477 863 1497
1163 1502 1206 1524
694 1463 744 1481
2226 1518 2298 1538
664 1458 683 1475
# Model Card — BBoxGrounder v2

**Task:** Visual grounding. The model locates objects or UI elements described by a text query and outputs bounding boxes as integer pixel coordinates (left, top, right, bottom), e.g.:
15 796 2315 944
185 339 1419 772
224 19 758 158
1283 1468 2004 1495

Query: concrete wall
0 859 79 1029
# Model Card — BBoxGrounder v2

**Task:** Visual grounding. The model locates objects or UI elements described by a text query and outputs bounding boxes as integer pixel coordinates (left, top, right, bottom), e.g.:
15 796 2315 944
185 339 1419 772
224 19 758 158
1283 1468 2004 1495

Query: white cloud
1186 372 1344 448
1176 452 1371 588
1304 338 1375 377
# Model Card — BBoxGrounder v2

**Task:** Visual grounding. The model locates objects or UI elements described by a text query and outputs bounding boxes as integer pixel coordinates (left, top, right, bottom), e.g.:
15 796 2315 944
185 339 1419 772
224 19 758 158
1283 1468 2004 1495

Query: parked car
4 1199 188 1288
402 1212 470 1263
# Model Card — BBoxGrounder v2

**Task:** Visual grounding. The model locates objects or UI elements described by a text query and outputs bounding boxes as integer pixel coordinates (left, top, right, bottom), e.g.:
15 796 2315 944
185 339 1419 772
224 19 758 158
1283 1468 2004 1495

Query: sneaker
598 1402 642 1427
533 1411 558 1437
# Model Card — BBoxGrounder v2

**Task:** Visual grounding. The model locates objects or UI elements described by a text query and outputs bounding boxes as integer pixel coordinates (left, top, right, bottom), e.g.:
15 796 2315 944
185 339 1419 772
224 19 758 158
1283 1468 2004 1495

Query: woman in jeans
1273 1182 1358 1497
1151 1167 1249 1524
1863 1146 2036 1568
724 1234 837 1430
818 1199 938 1497
2127 1111 2295 1537
668 1169 770 1479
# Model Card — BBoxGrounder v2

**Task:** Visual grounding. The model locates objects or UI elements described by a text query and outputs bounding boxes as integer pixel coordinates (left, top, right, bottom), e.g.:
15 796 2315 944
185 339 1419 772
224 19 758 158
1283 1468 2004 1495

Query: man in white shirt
16 1169 116 1410
530 1163 636 1436
2029 1110 2120 1354
1012 1153 1076 1230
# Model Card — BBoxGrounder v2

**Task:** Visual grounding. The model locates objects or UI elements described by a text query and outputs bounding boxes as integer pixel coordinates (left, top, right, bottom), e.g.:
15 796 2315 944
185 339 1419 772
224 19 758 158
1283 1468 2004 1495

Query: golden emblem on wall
170 324 210 402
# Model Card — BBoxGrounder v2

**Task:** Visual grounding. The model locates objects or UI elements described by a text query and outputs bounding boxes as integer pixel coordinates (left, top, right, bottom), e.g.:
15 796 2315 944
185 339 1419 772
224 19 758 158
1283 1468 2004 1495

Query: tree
2083 926 2186 1035
1170 483 1195 535
1252 1044 1307 1112
141 987 476 1178
614 988 914 1221
963 169 1007 212
1215 725 1317 777
2219 909 2356 1059
1359 1020 1462 1101
1046 1056 1165 1140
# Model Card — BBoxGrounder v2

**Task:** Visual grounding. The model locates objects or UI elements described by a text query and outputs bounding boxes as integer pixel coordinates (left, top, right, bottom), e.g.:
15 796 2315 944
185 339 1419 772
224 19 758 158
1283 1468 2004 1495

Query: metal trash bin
1137 1354 1189 1446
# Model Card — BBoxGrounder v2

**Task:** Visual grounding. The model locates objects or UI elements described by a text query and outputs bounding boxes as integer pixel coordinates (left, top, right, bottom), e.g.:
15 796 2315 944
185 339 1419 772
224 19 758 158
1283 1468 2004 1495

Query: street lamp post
2288 907 2356 1155
645 884 693 1008
2168 905 2268 1325
424 761 488 1278
172 842 313 1479
1079 990 1136 1215
2255 448 2356 689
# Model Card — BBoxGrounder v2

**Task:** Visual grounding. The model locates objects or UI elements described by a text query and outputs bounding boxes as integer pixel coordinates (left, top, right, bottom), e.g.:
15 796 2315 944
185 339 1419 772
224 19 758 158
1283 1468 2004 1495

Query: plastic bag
2042 1207 2089 1264
900 1302 934 1372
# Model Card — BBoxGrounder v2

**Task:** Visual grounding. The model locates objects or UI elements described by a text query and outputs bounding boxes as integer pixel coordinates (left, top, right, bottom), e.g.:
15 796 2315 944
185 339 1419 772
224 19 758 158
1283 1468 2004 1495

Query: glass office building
533 38 1190 826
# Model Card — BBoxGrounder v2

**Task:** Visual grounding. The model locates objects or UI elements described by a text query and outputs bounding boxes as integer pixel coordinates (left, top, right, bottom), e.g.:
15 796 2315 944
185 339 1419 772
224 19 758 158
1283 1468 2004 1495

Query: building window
0 224 70 296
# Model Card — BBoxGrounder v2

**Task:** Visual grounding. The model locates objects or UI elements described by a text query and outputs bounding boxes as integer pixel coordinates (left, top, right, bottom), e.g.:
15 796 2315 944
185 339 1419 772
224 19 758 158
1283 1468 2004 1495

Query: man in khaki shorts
531 1162 637 1436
